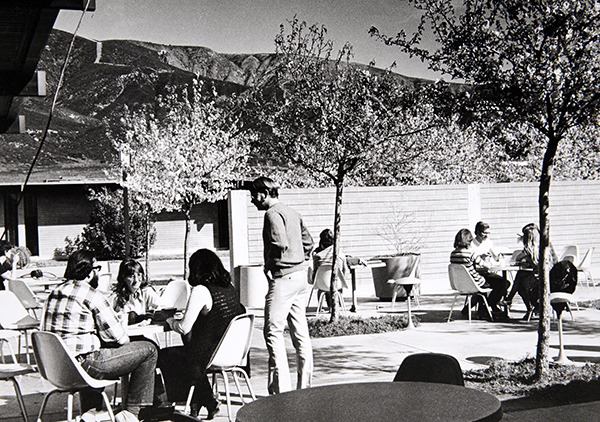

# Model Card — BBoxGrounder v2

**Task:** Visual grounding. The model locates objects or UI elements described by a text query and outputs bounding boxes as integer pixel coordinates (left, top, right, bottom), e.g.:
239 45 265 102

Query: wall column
228 190 249 271
467 184 481 230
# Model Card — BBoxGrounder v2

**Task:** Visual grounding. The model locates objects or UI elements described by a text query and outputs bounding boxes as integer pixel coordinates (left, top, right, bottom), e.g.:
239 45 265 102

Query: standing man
250 176 314 394
41 250 161 422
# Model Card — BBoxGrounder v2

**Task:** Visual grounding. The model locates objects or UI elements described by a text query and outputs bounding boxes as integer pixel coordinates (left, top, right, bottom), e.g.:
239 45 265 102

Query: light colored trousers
264 269 313 394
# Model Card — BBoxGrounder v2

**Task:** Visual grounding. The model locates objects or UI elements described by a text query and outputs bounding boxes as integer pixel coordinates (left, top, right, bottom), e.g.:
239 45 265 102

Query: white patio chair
184 313 256 422
559 245 579 264
576 247 595 293
447 264 493 324
8 278 43 318
31 331 118 422
0 362 37 422
0 291 39 364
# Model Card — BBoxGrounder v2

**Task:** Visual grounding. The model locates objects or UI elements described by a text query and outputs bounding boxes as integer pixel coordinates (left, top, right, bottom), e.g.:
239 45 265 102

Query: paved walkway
2 274 600 421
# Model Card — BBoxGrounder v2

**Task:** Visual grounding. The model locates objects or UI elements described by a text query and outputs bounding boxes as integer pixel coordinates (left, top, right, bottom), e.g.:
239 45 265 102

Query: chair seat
0 363 36 378
0 362 36 422
549 292 575 304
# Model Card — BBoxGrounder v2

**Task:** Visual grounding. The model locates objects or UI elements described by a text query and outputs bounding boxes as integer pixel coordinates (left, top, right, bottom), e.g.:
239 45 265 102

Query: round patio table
236 381 502 422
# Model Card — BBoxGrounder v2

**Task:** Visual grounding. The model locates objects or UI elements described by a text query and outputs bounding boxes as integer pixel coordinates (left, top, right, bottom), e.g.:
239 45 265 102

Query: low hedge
308 314 414 338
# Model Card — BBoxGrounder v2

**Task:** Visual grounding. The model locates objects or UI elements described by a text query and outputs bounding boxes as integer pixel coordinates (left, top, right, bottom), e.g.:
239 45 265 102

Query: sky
53 0 440 80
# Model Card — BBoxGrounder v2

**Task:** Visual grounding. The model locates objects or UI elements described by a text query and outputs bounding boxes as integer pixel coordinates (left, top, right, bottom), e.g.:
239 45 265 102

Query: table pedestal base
554 317 573 364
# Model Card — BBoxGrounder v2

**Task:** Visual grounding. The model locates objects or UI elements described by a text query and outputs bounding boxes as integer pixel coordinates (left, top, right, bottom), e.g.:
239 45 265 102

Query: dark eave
0 0 96 132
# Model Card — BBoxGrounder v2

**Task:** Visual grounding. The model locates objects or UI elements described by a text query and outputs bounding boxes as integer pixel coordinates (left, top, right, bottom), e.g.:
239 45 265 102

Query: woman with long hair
450 228 507 321
158 249 245 420
506 224 545 319
110 259 160 325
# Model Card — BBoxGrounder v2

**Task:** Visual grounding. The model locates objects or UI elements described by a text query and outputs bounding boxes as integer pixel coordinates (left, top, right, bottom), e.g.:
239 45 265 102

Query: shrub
65 187 156 260
308 314 414 338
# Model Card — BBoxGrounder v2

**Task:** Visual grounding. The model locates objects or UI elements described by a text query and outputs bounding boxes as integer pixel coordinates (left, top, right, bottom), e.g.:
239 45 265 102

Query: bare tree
249 18 443 321
371 0 600 379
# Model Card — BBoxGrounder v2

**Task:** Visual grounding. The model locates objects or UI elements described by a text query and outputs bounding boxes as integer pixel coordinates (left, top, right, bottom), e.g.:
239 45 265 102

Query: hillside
0 29 436 185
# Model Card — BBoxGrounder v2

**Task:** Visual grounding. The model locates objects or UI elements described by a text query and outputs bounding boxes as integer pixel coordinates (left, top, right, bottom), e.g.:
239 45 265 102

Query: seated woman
110 259 161 325
158 249 245 420
506 224 541 319
450 228 508 321
312 229 348 308
507 223 562 319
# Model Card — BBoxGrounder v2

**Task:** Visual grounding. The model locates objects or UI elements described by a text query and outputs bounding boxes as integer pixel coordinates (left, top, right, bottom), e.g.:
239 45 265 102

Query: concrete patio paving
2 264 600 421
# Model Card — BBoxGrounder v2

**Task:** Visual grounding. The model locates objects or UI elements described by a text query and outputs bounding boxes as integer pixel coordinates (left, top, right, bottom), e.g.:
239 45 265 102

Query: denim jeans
80 340 158 415
264 269 313 393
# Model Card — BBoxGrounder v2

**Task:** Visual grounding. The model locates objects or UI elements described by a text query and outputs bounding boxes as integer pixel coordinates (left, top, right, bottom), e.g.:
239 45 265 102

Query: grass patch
465 357 600 401
308 314 413 338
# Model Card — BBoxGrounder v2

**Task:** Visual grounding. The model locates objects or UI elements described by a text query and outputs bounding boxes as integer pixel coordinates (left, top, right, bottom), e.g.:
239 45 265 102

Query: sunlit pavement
3 269 600 421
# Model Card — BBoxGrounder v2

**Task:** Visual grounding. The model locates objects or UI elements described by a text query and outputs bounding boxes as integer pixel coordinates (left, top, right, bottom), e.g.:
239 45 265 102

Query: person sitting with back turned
41 250 161 422
312 228 349 309
158 249 245 420
450 229 506 321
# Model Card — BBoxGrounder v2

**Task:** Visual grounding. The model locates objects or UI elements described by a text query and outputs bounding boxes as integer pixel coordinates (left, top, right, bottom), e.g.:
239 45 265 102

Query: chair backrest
96 261 113 292
578 247 594 271
207 313 254 369
0 291 31 327
31 331 111 391
559 245 579 263
393 353 464 386
509 249 522 265
448 264 485 294
313 263 348 291
8 279 40 310
158 280 189 311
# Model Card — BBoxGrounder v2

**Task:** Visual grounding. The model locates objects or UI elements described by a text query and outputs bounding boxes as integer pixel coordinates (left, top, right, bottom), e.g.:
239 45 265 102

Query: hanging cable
1 0 93 241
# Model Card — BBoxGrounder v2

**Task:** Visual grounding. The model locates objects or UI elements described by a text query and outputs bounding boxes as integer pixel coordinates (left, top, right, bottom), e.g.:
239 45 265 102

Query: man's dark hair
250 176 279 198
64 249 95 281
475 221 490 235
0 240 13 254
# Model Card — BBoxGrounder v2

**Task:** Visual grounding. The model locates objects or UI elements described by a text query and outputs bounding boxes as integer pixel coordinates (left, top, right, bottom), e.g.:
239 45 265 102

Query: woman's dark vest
185 283 245 377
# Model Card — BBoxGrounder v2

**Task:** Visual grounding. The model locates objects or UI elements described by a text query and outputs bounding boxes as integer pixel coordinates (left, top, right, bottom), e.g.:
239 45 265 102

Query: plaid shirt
41 279 128 355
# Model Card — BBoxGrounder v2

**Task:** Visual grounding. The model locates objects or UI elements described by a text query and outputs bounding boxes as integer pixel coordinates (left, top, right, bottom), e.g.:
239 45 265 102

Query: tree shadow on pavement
502 379 600 412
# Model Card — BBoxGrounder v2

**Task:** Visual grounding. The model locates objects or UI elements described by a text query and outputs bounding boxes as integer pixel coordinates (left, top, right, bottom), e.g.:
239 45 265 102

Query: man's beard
89 272 99 289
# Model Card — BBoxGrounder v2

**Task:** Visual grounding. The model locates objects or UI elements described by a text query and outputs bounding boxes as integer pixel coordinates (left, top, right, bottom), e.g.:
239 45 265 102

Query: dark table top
236 381 502 422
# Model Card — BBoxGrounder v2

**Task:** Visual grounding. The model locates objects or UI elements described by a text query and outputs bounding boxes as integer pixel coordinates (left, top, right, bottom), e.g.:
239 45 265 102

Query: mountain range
0 29 437 184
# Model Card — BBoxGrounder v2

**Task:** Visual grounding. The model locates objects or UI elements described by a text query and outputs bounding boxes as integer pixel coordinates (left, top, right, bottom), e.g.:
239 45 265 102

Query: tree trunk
183 207 191 280
145 204 151 284
329 178 344 323
535 133 560 381
123 185 131 259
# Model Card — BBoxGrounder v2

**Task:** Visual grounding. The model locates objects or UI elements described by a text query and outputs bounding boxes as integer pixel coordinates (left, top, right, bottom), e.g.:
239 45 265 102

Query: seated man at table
41 249 165 422
471 222 509 315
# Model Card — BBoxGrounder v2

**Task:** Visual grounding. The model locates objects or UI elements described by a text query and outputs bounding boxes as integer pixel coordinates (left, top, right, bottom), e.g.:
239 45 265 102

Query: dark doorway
3 194 18 245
